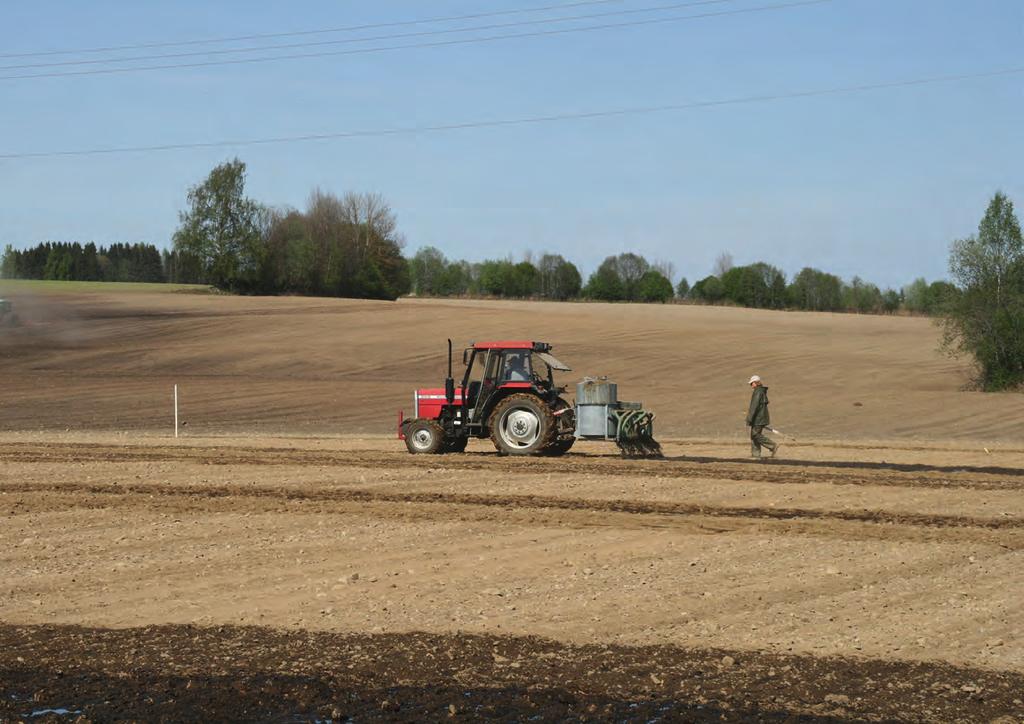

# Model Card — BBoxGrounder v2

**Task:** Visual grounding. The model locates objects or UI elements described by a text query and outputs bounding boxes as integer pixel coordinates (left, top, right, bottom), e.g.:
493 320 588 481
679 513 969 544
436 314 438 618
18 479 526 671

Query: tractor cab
460 341 571 426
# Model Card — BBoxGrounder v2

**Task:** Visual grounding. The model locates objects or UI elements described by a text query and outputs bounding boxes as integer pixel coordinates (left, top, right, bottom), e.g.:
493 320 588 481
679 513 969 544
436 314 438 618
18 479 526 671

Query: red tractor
399 340 661 457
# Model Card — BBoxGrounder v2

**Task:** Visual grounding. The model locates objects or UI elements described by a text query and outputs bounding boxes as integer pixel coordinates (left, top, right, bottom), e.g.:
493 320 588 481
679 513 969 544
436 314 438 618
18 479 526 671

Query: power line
0 0 835 81
1 0 742 71
0 0 631 59
2 67 1019 161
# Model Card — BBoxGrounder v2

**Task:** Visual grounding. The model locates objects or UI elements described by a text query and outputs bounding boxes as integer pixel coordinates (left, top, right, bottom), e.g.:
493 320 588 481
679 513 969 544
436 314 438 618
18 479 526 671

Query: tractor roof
472 341 550 351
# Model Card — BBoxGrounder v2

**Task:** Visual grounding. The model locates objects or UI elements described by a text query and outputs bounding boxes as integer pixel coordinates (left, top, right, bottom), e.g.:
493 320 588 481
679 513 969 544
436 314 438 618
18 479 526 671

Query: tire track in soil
7 482 1024 550
1 442 1021 491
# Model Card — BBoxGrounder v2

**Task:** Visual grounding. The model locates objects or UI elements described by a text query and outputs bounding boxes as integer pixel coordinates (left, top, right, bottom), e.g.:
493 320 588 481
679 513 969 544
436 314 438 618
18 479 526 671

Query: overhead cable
2 66 1019 160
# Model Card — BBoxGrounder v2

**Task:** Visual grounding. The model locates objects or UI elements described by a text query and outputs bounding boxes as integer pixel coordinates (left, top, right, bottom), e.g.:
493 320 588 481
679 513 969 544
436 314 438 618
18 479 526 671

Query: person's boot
770 444 781 459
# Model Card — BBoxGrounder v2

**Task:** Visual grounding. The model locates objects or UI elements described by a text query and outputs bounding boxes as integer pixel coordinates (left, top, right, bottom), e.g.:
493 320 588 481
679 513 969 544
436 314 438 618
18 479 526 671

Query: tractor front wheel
488 394 556 456
405 419 445 454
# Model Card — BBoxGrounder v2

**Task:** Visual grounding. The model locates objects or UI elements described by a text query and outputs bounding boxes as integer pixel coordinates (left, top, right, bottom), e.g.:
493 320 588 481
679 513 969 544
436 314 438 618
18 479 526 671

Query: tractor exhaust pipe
445 338 455 404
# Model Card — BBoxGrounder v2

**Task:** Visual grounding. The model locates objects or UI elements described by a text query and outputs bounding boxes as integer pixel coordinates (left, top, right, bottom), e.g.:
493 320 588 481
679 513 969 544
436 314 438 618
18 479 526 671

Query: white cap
748 375 761 385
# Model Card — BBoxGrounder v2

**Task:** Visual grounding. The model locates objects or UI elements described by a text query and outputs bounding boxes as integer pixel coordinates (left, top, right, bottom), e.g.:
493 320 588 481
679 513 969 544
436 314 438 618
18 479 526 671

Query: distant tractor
399 340 661 458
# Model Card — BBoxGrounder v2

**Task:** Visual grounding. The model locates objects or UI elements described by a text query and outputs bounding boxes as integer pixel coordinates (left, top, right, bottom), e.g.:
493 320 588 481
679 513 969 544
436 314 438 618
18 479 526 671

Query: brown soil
1 288 1021 442
3 436 1023 721
3 625 1022 722
2 288 1023 722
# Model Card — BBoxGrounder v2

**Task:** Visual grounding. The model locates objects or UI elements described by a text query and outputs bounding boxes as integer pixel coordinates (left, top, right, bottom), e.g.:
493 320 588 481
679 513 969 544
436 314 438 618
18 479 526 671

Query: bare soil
1 288 1022 721
2 435 1023 721
4 625 1022 722
1 288 1020 441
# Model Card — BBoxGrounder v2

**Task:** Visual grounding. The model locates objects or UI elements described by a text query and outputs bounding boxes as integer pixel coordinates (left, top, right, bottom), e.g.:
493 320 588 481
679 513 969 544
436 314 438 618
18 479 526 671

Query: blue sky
1 0 1021 287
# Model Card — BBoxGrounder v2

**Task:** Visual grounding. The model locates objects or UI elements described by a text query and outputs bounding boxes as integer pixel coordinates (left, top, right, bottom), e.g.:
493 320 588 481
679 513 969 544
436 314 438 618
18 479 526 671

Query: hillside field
0 280 1019 444
1 281 1021 721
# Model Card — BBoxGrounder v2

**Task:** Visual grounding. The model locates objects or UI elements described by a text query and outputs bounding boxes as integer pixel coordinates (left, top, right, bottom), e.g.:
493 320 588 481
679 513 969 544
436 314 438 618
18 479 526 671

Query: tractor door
467 350 507 425
462 349 492 424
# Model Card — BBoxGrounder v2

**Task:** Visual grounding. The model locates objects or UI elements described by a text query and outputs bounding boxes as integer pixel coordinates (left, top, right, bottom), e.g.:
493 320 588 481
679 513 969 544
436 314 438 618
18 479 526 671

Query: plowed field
1 286 1022 721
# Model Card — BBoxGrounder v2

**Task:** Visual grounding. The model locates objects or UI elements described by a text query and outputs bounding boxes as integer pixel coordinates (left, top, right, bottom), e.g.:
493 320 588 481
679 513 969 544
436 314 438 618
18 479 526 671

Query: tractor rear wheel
405 419 444 455
488 394 557 456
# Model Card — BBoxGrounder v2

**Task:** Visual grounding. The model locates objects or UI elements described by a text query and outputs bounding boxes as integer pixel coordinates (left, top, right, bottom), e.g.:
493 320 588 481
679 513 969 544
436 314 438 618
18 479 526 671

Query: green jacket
747 386 770 427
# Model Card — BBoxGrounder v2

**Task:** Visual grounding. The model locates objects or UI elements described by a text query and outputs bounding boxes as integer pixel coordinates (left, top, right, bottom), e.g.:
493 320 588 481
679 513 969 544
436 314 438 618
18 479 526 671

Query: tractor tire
444 436 469 454
404 419 445 455
488 393 557 456
542 438 575 456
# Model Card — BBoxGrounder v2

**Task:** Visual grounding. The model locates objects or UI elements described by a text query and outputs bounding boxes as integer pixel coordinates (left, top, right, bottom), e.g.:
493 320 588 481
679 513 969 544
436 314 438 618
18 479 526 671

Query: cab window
501 351 532 382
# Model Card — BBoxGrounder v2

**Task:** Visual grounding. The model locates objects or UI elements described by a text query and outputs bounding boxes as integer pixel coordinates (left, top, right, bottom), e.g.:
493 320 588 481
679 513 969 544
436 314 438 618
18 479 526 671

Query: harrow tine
613 410 663 459
639 434 663 459
615 437 663 459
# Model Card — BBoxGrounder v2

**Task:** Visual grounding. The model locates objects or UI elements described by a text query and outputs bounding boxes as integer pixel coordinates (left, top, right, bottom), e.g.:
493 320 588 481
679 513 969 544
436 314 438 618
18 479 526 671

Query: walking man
746 375 779 459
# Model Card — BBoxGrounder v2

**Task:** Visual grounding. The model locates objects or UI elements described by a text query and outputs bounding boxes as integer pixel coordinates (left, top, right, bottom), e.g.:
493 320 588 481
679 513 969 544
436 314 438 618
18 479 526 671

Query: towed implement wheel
404 419 445 455
489 394 557 456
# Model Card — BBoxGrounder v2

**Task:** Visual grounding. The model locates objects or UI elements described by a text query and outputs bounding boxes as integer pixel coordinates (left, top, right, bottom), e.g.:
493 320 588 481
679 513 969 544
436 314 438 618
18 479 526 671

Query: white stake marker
174 384 179 439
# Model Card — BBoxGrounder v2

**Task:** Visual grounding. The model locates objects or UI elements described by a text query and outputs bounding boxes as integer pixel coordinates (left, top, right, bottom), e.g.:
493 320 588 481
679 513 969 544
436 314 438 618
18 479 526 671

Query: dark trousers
750 425 777 457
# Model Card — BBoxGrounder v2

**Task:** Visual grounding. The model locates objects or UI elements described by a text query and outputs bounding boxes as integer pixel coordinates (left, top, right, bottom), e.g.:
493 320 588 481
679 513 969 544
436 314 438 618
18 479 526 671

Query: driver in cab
504 352 531 382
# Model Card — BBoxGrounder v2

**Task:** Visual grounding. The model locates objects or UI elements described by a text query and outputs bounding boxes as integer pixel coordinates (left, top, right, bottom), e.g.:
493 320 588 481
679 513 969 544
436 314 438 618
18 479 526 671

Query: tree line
0 158 962 316
409 248 583 301
0 159 414 300
2 233 958 318
1 241 165 283
687 263 958 315
409 246 958 315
